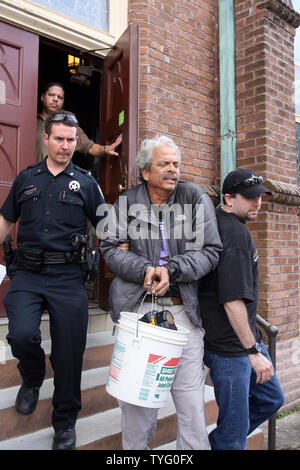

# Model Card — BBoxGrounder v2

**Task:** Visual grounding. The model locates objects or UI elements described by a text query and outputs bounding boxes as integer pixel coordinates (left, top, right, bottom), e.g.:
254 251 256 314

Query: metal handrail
256 314 279 450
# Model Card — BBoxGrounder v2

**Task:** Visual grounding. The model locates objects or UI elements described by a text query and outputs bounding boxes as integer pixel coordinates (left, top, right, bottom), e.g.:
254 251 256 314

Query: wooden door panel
0 22 39 317
103 48 127 204
0 124 18 184
99 24 139 201
98 24 139 309
0 42 21 105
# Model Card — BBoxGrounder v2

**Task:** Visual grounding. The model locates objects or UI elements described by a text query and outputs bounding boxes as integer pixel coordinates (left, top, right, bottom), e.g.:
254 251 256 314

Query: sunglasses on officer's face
50 113 78 124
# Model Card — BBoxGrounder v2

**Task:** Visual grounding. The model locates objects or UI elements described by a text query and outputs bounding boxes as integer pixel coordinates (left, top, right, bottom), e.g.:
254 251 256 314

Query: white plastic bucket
106 311 189 408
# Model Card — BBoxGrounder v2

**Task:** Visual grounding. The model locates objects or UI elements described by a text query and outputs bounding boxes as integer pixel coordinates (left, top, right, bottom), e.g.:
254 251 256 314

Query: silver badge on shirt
69 180 80 192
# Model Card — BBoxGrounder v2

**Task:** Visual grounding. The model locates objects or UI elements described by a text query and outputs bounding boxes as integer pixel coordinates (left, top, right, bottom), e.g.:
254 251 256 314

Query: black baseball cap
222 169 272 199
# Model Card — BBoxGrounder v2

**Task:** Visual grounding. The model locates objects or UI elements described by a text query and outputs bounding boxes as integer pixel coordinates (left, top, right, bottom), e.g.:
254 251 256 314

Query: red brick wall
235 1 300 408
235 1 297 184
235 0 299 341
251 204 299 341
128 0 218 185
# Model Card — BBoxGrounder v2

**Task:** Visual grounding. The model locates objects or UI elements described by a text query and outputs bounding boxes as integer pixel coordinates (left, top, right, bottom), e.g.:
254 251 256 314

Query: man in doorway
198 169 284 450
36 82 122 162
100 135 222 450
0 110 107 450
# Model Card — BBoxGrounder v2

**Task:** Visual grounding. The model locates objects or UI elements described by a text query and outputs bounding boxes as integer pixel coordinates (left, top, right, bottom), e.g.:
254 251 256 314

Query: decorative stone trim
201 184 220 206
257 0 300 27
203 180 300 207
263 180 300 206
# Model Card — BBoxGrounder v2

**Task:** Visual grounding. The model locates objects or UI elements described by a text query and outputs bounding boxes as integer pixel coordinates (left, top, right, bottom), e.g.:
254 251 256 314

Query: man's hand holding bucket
144 266 169 296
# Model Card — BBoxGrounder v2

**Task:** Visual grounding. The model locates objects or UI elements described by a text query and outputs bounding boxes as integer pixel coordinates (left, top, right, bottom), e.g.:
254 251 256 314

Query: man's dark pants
4 264 88 431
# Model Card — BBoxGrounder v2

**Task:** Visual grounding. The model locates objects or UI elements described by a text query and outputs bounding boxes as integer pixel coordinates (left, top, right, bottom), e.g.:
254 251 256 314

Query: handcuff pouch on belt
3 235 16 278
3 239 49 275
71 233 100 284
15 247 44 271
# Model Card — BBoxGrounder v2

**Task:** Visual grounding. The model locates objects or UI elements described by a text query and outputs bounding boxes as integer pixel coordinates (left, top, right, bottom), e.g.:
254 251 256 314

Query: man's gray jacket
100 181 222 327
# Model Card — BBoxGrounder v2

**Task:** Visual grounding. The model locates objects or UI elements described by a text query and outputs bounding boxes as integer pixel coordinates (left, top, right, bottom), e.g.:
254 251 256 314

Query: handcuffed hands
143 266 169 297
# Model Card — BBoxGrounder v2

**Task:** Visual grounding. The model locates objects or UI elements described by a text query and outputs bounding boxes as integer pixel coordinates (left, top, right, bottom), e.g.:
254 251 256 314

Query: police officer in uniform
0 111 106 450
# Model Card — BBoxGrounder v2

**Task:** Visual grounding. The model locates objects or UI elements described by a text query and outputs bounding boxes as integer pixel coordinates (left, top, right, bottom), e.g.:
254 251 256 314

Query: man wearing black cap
198 169 284 450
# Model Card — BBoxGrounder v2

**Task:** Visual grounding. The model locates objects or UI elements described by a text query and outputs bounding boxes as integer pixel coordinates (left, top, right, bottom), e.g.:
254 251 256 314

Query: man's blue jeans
204 342 284 450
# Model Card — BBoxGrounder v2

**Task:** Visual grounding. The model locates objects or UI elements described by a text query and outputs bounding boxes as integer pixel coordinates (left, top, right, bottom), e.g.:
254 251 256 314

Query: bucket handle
135 285 157 338
112 288 155 339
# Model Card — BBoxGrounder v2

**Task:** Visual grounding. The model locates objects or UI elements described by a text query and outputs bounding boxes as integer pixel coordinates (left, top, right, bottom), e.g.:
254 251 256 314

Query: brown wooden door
0 22 39 317
98 24 139 309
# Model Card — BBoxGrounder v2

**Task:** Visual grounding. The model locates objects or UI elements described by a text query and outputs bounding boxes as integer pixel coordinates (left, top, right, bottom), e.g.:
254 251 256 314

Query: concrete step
0 325 220 449
0 397 175 450
0 385 264 450
0 308 113 346
246 429 265 450
0 331 115 389
0 328 264 450
0 386 218 450
155 425 264 451
77 385 218 451
0 367 119 442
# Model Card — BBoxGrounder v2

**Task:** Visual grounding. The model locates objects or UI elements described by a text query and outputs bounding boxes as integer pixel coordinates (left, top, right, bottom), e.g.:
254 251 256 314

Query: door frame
0 0 128 59
98 24 140 309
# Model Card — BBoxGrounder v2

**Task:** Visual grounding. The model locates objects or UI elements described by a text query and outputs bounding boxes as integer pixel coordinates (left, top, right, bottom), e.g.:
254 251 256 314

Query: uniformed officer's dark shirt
0 158 107 252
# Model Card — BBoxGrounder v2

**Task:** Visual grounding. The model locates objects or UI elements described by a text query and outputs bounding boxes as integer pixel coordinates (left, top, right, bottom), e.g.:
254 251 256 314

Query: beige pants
118 303 210 450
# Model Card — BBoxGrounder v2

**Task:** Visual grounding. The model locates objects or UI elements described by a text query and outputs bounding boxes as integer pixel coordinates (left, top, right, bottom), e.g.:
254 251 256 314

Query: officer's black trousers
5 265 89 431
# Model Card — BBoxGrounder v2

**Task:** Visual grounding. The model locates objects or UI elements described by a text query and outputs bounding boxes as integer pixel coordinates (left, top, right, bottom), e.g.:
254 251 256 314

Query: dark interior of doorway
38 39 102 306
38 39 103 176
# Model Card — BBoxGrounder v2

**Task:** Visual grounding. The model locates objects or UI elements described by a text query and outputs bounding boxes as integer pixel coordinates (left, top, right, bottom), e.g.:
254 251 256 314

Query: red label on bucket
109 363 121 381
147 354 180 367
163 357 180 367
148 354 166 364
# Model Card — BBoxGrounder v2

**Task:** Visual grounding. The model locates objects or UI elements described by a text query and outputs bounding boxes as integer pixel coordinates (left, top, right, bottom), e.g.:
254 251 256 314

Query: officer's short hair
45 110 78 136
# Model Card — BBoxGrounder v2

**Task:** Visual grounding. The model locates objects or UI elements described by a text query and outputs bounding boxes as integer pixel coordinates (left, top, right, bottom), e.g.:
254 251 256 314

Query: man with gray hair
100 135 222 450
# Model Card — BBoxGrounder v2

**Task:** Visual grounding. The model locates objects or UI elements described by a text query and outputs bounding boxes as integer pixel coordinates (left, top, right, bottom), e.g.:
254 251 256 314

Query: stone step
0 389 264 450
0 367 119 442
246 429 265 450
0 328 264 451
0 386 218 450
0 329 218 448
0 308 113 346
0 331 115 389
77 385 218 451
155 425 264 451
0 399 175 450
